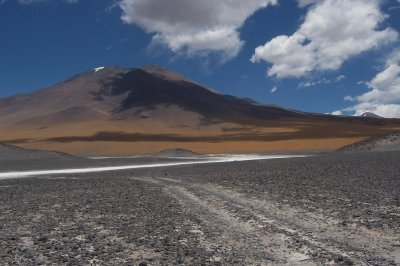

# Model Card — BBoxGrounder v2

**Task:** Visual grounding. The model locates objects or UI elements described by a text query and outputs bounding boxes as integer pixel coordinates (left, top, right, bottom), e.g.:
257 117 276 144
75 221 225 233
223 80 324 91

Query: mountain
360 112 382 119
0 65 304 125
0 65 399 156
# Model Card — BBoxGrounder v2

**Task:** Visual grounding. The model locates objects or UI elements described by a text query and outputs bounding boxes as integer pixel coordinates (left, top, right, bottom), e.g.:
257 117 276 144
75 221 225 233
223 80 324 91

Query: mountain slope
0 65 399 156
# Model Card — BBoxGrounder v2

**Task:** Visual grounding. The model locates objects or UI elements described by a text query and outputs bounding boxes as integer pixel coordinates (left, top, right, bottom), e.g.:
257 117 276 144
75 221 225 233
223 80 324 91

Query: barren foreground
0 151 399 265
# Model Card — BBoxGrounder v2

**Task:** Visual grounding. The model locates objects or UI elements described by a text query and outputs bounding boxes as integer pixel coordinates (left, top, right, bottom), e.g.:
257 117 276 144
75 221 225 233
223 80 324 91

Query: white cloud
299 81 313 88
270 86 278 93
331 110 343 116
344 95 355 101
118 0 278 60
298 75 345 88
357 63 400 104
251 0 398 78
336 75 346 82
343 102 400 118
338 50 400 118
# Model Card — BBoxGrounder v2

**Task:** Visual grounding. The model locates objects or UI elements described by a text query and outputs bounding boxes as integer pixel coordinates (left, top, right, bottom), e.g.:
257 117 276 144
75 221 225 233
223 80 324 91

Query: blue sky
1 0 400 117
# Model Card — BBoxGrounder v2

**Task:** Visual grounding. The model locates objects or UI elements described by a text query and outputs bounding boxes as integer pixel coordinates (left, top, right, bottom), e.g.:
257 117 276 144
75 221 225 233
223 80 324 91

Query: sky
0 0 400 117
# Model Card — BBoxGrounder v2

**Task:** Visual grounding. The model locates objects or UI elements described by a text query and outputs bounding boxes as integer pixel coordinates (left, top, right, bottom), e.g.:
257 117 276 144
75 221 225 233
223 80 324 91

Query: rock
0 250 8 257
37 235 48 242
334 255 353 265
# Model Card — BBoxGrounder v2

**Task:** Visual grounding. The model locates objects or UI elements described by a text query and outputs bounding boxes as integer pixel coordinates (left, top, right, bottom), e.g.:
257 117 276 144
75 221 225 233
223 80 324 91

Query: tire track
148 177 399 265
197 184 399 265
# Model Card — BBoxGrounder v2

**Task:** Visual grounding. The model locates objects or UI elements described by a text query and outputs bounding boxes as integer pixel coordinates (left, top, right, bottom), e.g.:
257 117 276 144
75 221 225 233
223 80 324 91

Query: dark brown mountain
0 65 399 156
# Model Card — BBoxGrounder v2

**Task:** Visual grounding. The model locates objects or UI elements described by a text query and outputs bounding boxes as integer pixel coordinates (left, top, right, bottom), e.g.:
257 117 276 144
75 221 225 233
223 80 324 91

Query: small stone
60 254 69 263
90 251 99 256
392 240 400 247
139 261 148 266
38 235 48 242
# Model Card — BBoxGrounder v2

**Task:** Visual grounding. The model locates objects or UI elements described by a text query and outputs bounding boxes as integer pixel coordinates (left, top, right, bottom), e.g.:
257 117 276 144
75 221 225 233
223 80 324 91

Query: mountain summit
0 65 399 155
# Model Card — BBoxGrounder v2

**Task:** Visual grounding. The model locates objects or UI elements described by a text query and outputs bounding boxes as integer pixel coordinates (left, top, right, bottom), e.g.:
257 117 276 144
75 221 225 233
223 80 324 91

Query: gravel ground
0 151 399 265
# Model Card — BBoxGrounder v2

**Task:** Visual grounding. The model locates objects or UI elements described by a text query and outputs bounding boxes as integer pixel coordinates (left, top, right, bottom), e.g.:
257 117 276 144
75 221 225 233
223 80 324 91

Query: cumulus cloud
270 86 278 93
118 0 278 60
251 0 398 78
338 50 400 118
357 64 400 104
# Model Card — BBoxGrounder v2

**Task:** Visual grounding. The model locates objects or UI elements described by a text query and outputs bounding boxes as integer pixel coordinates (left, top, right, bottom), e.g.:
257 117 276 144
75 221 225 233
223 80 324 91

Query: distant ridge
360 112 382 119
155 148 200 158
0 143 76 161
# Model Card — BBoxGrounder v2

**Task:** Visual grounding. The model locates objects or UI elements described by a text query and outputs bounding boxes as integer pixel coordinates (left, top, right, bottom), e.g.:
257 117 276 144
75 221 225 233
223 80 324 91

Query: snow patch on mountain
93 66 105 73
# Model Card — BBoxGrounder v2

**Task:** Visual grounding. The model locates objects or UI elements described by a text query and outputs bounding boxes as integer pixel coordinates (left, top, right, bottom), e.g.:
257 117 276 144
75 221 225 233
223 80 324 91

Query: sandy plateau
0 117 396 156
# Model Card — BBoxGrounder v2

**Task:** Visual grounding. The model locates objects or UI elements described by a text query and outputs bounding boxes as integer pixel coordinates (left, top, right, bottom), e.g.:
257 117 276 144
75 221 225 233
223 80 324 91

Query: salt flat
0 154 308 179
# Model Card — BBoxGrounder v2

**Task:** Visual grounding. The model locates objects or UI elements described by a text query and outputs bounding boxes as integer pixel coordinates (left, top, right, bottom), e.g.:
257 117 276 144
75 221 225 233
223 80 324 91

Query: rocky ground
0 151 399 265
